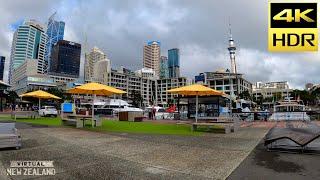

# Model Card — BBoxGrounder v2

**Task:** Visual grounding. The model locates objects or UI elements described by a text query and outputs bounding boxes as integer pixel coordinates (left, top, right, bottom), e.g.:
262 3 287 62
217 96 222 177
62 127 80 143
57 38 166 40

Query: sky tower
228 24 237 74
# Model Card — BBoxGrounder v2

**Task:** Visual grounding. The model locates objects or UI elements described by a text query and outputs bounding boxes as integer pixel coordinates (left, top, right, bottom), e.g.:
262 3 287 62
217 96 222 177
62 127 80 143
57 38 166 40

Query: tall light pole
226 69 233 115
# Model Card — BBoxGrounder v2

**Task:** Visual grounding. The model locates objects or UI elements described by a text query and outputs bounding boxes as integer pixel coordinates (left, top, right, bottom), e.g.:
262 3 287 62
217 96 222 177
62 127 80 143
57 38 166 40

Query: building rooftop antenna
228 18 232 40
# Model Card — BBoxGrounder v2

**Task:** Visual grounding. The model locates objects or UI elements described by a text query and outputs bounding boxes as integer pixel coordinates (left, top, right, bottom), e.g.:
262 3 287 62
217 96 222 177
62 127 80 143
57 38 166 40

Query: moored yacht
268 99 310 121
80 99 143 115
99 99 143 112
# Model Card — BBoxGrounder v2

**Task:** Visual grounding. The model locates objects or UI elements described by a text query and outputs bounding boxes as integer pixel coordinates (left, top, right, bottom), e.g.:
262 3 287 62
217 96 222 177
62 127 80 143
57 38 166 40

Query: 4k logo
273 9 314 22
268 2 318 52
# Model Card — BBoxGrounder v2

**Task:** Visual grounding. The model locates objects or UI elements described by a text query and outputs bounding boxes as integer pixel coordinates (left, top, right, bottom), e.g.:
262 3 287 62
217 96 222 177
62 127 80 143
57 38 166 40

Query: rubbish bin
174 113 180 120
118 111 128 121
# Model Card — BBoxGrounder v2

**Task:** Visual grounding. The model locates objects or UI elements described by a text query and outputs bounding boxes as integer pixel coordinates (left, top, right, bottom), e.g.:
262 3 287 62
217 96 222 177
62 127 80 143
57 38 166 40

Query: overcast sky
0 0 319 89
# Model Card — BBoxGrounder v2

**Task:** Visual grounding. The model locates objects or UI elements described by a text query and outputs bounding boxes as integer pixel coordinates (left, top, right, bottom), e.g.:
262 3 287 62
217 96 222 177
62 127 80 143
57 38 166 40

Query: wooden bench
61 116 84 128
134 116 144 122
192 122 235 134
61 114 102 128
11 111 38 120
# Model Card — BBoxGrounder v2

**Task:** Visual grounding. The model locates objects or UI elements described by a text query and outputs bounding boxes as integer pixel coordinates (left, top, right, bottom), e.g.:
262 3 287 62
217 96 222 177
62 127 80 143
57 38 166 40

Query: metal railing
231 111 320 121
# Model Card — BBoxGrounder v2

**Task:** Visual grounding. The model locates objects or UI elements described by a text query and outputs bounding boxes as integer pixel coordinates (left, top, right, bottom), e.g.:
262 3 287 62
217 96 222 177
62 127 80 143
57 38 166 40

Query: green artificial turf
15 117 62 126
0 115 202 135
86 120 202 136
0 115 61 126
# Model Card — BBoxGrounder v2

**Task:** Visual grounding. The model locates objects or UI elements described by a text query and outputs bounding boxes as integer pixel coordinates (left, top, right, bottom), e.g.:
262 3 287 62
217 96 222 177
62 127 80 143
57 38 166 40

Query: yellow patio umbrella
167 84 225 122
67 82 126 126
20 90 61 109
68 82 125 96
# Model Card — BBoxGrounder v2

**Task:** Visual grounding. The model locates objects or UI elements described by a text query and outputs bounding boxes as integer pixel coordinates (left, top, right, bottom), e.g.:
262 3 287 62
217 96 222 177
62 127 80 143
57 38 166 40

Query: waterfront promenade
0 122 268 179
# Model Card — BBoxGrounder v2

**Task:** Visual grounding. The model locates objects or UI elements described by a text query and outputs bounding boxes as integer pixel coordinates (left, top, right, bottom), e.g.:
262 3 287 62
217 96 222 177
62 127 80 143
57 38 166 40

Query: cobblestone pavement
0 123 269 180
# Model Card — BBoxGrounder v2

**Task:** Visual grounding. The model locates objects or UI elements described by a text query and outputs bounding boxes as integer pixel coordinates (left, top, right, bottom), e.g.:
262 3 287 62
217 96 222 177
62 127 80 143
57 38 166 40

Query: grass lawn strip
0 116 206 136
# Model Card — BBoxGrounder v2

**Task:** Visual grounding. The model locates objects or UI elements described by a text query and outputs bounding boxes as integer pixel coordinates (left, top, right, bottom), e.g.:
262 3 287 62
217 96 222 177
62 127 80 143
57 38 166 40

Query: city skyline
0 0 319 89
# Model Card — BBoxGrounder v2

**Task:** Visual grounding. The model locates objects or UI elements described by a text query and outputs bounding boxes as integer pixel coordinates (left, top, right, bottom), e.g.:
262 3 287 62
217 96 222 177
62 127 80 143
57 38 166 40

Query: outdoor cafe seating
168 84 240 134
60 103 102 128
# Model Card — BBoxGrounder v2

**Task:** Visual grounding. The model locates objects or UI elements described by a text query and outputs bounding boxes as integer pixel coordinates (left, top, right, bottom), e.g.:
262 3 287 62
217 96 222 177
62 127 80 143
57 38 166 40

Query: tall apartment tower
93 58 111 85
45 12 65 73
168 48 180 78
228 24 237 74
143 41 160 76
9 20 48 84
85 47 106 81
49 40 81 77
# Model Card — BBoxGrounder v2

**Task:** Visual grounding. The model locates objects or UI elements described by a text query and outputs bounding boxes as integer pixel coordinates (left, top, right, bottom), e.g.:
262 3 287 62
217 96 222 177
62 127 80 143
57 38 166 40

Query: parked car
39 106 58 117
144 106 172 120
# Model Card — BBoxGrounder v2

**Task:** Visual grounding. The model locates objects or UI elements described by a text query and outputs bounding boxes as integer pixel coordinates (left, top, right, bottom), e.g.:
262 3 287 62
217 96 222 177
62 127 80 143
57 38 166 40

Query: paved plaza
0 123 268 180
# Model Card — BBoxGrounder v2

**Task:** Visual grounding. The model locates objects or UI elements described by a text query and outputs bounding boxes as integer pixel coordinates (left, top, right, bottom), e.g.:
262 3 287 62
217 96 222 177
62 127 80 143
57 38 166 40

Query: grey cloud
0 0 319 88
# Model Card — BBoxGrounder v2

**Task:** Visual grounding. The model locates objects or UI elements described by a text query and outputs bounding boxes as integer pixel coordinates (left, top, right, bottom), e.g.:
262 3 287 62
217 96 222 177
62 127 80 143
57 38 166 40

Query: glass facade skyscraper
159 56 169 79
49 40 81 77
168 48 180 78
45 14 65 73
0 56 5 81
9 20 48 84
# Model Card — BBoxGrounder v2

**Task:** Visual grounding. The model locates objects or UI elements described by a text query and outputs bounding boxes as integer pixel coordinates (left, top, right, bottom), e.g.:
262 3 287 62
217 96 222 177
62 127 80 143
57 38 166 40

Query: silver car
39 106 58 117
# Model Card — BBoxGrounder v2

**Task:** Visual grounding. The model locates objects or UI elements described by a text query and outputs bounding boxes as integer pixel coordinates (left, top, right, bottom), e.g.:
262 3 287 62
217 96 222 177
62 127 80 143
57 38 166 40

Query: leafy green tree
6 90 19 104
253 95 265 106
239 90 252 100
311 88 320 105
47 88 72 101
130 90 143 108
273 92 282 102
292 89 315 105
311 88 320 98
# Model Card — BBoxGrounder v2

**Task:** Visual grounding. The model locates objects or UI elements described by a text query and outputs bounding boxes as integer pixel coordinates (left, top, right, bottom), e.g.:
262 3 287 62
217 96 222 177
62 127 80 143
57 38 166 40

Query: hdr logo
268 2 318 52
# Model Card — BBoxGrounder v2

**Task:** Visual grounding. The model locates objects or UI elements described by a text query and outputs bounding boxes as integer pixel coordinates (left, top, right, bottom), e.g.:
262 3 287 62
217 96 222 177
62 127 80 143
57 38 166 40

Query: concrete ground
0 122 268 180
228 141 320 180
228 121 320 180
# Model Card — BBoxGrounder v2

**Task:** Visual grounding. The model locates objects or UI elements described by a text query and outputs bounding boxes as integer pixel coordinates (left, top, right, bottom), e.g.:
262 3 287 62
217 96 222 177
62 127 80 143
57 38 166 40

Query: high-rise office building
168 48 180 78
252 81 292 101
9 20 48 84
85 47 106 81
110 67 187 107
143 41 160 76
92 58 111 84
159 56 169 79
45 13 65 73
195 70 253 96
49 40 81 77
0 56 5 81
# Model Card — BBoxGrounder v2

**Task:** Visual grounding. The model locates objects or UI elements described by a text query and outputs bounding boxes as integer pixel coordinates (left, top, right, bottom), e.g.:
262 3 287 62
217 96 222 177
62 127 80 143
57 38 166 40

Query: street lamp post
226 69 233 115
